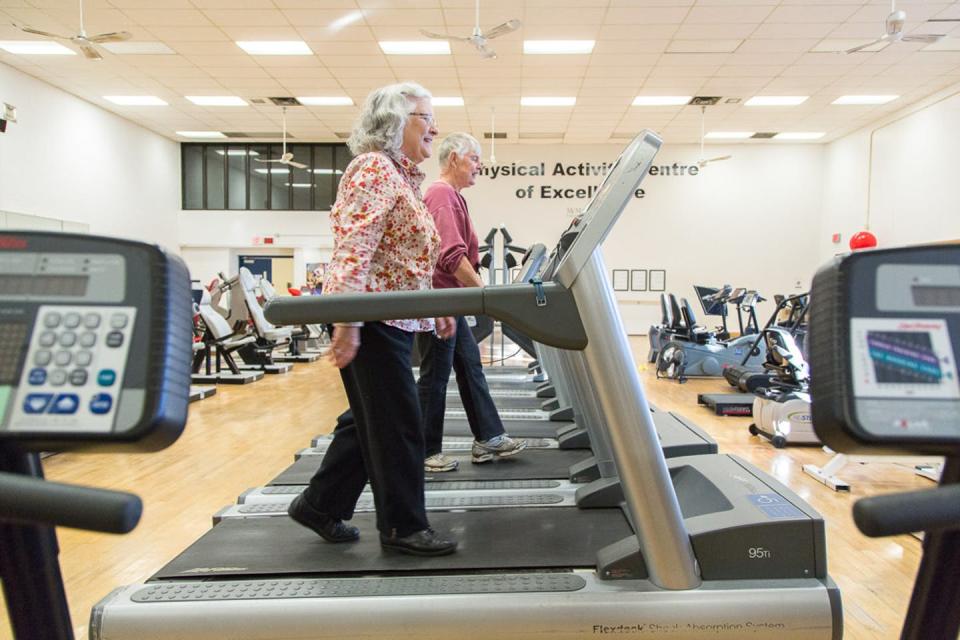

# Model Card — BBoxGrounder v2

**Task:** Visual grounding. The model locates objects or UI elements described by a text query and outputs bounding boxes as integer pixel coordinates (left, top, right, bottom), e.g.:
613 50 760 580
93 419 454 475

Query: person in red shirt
417 132 527 472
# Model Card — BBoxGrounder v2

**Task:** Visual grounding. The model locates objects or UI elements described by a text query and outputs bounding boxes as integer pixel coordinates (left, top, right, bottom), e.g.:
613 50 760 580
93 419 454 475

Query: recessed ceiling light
523 40 595 55
176 131 227 138
521 97 576 107
186 96 248 106
101 41 174 55
104 95 168 106
832 95 899 105
297 96 353 106
255 167 289 174
236 41 312 55
379 41 450 55
314 169 344 174
0 41 75 55
432 97 464 106
705 131 754 139
745 96 808 106
774 132 826 140
632 96 692 106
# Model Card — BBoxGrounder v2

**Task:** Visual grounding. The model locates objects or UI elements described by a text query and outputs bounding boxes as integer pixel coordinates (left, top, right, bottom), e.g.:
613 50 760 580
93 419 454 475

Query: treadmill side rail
92 575 840 640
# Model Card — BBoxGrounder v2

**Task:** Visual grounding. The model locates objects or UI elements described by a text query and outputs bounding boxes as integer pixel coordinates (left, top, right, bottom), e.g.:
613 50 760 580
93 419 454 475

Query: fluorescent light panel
521 96 576 107
176 131 226 138
774 132 825 140
379 41 450 55
705 132 754 139
832 95 899 105
432 97 464 106
236 41 312 55
104 95 168 106
101 41 174 55
297 96 353 106
187 95 247 106
0 41 75 55
632 96 691 106
523 40 595 54
745 96 808 106
215 149 259 156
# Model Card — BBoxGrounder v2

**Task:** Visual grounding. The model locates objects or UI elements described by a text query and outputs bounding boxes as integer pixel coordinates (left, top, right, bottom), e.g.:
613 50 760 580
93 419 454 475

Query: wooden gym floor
0 337 930 640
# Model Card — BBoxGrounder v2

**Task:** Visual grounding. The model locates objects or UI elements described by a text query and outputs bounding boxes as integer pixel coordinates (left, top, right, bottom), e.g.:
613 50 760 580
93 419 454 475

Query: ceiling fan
843 0 945 54
11 0 130 61
420 0 520 60
696 106 732 168
254 107 307 170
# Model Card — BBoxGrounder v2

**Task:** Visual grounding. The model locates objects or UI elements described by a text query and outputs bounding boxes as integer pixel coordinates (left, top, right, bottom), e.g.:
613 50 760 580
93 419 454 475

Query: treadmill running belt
270 449 592 485
443 418 568 439
152 507 631 579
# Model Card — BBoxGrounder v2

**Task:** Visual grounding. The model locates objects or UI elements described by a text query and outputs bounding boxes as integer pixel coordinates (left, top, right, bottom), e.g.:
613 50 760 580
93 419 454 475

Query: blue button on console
28 368 47 385
97 369 117 386
23 394 53 414
50 394 79 415
89 393 113 415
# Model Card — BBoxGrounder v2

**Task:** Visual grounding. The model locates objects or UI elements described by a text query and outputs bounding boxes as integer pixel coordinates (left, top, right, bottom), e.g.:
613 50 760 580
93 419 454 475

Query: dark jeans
416 315 505 456
302 322 429 538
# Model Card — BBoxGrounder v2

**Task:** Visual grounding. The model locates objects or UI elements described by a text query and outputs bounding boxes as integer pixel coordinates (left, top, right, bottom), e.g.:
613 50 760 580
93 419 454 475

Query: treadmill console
0 232 192 452
810 245 960 455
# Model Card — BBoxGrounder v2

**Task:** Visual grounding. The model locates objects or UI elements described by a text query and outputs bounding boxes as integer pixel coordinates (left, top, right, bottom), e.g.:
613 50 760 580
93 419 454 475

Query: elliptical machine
748 327 817 448
808 243 960 640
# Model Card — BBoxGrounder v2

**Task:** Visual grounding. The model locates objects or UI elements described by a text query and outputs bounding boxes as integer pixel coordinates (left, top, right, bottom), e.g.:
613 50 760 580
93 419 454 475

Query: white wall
179 142 826 333
0 63 180 251
820 83 960 263
423 143 823 332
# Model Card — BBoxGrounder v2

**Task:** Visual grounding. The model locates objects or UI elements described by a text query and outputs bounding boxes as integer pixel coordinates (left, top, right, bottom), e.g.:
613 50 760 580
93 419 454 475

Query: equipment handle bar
0 472 142 534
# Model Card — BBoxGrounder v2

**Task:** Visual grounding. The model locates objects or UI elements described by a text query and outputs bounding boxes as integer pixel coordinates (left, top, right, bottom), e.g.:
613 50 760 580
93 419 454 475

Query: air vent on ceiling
519 132 563 139
269 97 302 106
927 18 960 22
250 98 268 104
609 133 637 140
725 98 741 104
222 132 289 139
689 96 722 106
751 132 777 139
334 131 351 139
483 132 507 139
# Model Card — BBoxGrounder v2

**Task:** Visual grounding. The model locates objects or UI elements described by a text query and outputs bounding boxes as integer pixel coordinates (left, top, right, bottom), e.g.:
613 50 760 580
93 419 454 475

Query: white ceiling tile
123 9 215 26
685 5 776 24
766 4 860 23
200 9 291 26
280 9 366 27
219 26 303 40
363 9 445 25
592 39 670 54
752 23 837 39
603 7 692 24
598 25 679 40
295 26 376 41
148 26 231 41
673 23 760 40
521 25 601 39
736 39 820 54
666 40 741 53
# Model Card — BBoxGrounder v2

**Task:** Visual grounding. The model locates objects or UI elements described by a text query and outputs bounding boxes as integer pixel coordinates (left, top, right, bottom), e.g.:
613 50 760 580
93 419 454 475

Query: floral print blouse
324 151 441 332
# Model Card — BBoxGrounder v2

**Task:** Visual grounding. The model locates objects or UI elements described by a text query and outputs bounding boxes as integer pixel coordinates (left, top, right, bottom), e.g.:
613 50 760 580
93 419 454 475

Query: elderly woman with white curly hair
286 82 458 557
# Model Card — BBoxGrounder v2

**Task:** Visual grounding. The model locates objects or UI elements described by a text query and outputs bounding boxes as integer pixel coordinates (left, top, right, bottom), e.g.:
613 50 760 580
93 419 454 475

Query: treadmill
92 132 840 640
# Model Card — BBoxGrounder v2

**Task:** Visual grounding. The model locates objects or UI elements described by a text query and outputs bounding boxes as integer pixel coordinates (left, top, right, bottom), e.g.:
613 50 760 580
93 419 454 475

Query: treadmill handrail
264 282 588 350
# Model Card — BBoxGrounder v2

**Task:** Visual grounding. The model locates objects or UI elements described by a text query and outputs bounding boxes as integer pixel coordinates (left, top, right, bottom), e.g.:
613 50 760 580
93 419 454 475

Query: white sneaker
472 435 528 464
424 453 459 472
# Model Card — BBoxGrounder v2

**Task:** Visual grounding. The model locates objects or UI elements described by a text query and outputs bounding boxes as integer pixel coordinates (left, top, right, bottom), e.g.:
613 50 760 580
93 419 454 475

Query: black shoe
287 494 359 543
380 528 458 557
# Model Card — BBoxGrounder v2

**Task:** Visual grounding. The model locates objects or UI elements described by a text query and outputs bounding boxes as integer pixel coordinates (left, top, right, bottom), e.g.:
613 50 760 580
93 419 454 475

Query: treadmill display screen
851 318 960 400
912 285 960 308
0 321 28 384
0 274 89 297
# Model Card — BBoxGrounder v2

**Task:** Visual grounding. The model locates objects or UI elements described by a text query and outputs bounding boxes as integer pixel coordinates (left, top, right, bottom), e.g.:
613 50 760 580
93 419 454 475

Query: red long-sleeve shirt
423 180 480 290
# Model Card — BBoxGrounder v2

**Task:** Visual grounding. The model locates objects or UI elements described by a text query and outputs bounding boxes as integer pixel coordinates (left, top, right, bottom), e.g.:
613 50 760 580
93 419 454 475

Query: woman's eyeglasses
409 112 438 128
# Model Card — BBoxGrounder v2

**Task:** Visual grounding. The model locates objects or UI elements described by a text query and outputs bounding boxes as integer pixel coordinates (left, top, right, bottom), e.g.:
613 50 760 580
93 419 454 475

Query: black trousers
302 322 429 538
416 315 505 456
